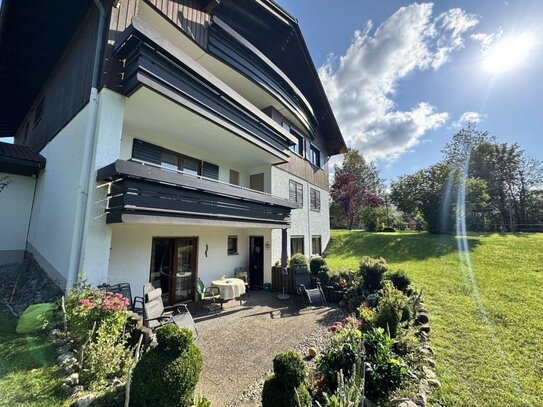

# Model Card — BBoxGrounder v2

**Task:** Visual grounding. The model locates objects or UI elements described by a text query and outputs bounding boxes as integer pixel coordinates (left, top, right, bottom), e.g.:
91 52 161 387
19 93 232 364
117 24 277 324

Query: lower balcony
97 160 298 227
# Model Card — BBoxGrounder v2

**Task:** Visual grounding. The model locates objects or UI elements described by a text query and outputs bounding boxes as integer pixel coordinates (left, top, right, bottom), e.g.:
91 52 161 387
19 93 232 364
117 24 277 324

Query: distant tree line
330 124 543 234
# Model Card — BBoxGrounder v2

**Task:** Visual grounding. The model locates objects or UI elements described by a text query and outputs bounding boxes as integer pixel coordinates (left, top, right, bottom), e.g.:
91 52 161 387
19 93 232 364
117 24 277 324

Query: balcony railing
97 160 298 225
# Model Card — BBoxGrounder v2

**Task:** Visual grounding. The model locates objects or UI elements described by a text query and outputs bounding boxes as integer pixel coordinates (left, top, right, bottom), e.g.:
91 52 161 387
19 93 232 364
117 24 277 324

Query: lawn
325 230 543 406
0 310 68 407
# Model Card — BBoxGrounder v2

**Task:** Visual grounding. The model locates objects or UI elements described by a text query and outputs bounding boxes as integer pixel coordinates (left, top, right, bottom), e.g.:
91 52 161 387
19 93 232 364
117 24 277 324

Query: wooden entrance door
151 237 198 305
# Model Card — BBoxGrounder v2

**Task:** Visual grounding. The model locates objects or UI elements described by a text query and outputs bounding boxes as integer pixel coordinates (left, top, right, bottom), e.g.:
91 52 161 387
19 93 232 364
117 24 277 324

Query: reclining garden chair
143 286 198 339
292 266 327 307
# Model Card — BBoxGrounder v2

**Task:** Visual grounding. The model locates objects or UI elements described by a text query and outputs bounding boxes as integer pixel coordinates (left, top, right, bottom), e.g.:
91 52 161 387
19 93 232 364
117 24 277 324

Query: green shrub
262 351 311 407
289 253 309 269
363 327 407 401
81 323 133 387
365 293 381 308
359 257 388 293
384 270 411 292
374 281 407 338
131 325 202 407
310 256 327 276
318 268 331 286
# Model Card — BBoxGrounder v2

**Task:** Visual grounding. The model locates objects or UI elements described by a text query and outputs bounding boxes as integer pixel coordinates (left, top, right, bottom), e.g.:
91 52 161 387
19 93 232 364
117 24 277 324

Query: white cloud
319 3 478 161
471 29 503 51
453 111 487 127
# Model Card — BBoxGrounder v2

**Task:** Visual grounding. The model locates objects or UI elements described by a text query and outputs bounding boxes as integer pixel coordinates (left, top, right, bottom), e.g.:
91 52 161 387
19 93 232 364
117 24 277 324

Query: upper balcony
97 159 299 227
114 17 297 164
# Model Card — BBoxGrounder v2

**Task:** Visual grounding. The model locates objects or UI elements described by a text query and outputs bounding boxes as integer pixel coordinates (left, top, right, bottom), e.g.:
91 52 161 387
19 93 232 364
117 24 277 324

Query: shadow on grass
326 231 481 263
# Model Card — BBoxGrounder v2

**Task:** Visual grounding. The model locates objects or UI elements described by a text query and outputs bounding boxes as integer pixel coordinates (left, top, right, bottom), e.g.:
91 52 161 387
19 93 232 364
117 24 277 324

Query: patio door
150 237 198 305
249 236 264 288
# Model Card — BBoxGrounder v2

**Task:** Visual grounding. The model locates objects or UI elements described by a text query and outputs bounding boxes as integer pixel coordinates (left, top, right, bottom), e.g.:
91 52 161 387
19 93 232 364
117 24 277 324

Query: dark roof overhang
0 141 46 176
212 0 347 156
0 0 93 137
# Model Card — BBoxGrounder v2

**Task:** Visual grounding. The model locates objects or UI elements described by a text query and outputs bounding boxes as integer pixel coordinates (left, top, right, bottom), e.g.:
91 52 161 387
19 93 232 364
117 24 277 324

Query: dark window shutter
202 161 219 180
132 139 161 165
289 180 296 202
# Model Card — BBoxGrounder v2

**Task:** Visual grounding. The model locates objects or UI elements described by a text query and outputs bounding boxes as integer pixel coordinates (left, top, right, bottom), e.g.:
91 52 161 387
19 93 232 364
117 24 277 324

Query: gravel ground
192 291 345 407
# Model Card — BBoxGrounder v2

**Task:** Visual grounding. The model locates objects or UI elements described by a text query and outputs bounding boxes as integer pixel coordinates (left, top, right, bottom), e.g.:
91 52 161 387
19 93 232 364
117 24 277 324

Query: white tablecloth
211 278 246 300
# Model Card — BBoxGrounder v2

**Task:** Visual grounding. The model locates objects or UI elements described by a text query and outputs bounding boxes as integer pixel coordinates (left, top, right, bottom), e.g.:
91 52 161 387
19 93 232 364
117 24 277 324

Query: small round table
211 278 247 305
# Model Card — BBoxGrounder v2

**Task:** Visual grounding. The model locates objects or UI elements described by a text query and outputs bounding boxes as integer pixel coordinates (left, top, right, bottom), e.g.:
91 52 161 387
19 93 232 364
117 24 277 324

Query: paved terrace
191 291 343 406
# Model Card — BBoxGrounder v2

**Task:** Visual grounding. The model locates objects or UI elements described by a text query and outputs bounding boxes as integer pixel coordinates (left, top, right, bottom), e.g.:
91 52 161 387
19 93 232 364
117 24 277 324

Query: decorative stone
419 379 431 394
390 398 417 407
64 373 79 386
425 358 436 368
72 385 84 396
56 344 71 355
61 383 75 396
421 345 434 356
57 351 76 363
419 324 431 333
53 338 67 346
427 378 441 388
414 392 427 406
72 394 95 407
308 347 318 358
49 329 62 339
415 313 429 325
423 366 437 380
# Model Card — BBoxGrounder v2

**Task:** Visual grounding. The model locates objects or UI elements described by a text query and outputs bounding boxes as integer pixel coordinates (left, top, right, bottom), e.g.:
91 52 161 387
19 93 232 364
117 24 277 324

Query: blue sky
276 0 543 183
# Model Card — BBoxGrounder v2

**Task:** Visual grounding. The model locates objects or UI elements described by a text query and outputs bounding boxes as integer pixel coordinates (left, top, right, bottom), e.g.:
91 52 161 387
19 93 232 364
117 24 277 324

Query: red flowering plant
65 280 129 346
65 279 133 388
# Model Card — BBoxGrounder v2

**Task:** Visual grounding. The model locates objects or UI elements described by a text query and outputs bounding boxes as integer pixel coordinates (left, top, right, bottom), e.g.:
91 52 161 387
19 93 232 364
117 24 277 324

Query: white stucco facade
0 172 36 264
270 166 330 263
108 224 272 295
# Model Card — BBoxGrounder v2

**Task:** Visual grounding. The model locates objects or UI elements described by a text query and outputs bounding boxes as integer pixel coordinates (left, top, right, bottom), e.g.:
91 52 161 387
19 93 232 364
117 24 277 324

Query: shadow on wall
325 231 482 263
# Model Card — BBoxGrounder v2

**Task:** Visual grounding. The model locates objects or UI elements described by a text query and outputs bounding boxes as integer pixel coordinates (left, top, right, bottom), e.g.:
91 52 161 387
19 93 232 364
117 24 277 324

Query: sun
482 33 535 74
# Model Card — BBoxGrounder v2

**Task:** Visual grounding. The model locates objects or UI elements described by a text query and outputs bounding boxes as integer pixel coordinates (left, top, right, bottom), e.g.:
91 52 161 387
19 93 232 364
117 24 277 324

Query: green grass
325 231 543 407
0 310 68 407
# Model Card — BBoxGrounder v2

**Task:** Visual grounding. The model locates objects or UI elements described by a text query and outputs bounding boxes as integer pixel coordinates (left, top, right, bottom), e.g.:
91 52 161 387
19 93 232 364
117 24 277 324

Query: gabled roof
0 142 46 176
0 0 92 138
213 0 347 156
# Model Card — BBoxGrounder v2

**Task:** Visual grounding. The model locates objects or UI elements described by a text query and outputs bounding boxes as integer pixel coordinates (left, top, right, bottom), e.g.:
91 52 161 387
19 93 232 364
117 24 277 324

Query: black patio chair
143 286 198 339
98 282 144 314
292 266 327 307
234 266 250 297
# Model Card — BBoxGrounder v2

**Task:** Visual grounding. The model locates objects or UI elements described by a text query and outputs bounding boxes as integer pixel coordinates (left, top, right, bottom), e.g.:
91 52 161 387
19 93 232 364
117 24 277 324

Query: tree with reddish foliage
331 171 383 230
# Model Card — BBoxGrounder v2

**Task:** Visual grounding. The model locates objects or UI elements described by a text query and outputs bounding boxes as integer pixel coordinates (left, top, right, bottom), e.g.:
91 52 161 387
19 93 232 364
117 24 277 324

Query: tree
339 148 384 195
0 176 9 193
390 163 458 234
330 172 382 230
442 123 495 167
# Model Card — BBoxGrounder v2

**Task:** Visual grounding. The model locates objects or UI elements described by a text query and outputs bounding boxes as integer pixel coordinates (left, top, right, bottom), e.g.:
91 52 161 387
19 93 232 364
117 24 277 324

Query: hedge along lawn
0 310 70 407
325 231 543 407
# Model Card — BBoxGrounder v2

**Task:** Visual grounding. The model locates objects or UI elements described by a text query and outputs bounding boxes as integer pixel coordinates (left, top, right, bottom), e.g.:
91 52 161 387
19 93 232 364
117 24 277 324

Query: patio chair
143 286 198 339
234 266 250 297
292 266 327 307
195 278 221 314
98 282 144 314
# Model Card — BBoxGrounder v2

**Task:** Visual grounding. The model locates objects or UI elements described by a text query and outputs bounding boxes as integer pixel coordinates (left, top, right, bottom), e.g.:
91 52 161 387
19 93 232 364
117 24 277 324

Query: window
230 169 240 186
132 139 209 178
312 236 322 256
227 236 238 255
289 180 303 206
310 188 321 211
285 124 304 156
250 173 265 192
291 236 304 255
309 145 321 167
33 97 45 128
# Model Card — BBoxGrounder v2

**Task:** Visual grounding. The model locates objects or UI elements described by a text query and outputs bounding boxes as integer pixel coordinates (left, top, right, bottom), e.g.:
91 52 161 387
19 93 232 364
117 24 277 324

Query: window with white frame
312 235 322 255
291 236 304 255
227 235 238 255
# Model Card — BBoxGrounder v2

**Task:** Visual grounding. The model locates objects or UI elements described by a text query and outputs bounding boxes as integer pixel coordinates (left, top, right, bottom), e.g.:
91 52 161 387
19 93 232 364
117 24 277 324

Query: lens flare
482 34 535 74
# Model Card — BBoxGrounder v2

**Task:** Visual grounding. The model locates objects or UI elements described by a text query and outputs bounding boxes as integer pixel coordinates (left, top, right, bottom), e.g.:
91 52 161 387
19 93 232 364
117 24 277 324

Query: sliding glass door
150 237 198 305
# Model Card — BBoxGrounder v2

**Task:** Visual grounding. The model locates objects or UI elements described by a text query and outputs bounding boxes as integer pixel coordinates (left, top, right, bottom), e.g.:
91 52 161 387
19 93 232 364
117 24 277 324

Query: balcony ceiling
124 86 289 167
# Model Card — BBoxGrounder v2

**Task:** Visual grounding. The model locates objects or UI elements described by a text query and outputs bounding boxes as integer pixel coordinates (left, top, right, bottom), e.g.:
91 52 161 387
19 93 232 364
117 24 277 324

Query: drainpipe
66 0 107 290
